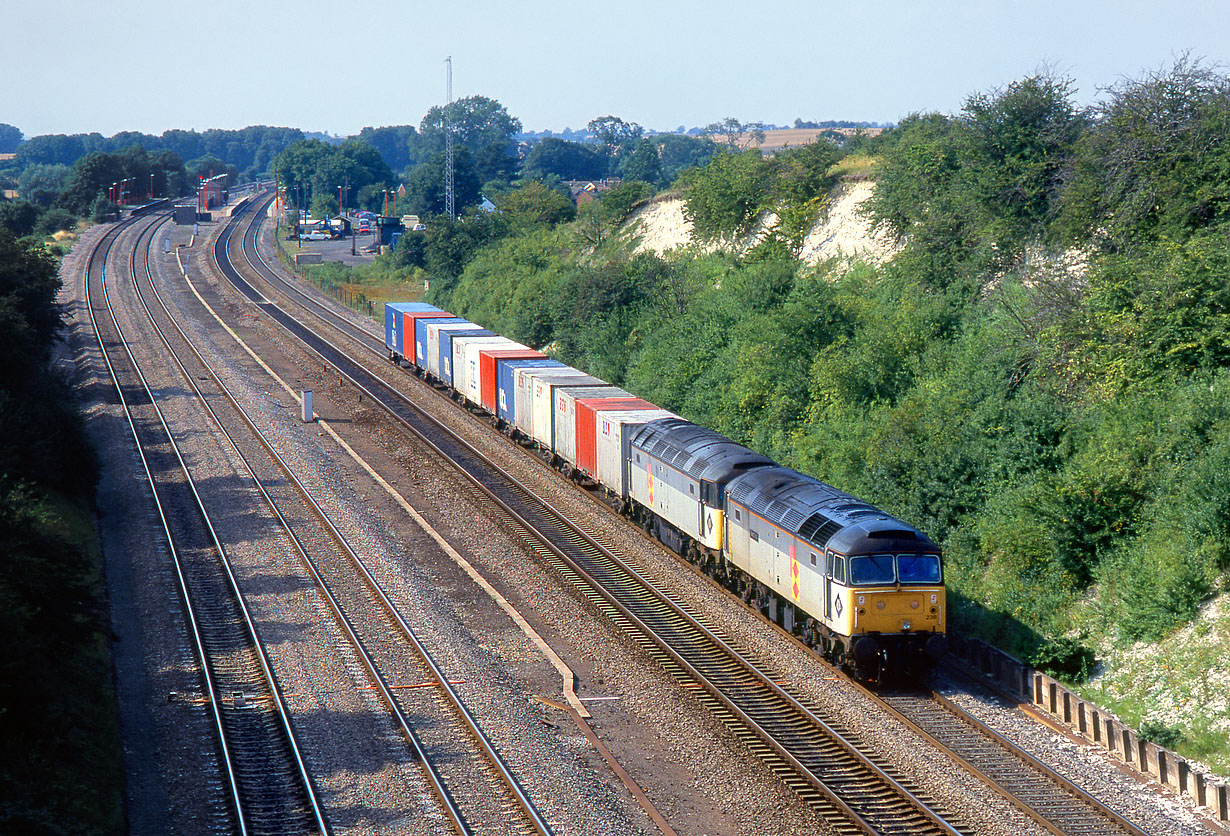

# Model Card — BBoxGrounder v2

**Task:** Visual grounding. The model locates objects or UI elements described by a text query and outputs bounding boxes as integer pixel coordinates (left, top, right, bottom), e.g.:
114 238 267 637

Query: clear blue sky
4 0 1228 138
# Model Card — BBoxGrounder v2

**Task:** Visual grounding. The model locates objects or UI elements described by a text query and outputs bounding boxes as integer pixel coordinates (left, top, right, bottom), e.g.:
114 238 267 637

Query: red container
401 310 454 366
575 397 654 479
479 348 544 413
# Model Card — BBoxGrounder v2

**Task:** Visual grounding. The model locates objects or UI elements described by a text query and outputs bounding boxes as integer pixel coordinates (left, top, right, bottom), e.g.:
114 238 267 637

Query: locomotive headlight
902 620 911 630
875 601 886 610
910 600 919 609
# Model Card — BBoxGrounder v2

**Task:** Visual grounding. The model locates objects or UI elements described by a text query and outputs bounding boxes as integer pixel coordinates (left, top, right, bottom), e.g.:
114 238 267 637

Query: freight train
385 302 947 681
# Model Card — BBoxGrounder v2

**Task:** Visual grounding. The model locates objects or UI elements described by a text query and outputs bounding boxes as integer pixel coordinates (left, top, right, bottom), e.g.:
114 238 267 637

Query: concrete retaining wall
951 634 1228 823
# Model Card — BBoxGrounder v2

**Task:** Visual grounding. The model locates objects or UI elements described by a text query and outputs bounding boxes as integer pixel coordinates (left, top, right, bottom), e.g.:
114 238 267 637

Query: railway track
86 211 327 836
868 685 1151 836
209 194 978 835
119 205 557 835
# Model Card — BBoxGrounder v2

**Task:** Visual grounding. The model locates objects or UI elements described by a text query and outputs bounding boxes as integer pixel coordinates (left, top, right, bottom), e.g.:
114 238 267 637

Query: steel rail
89 213 327 836
84 215 250 836
211 201 554 836
146 209 535 836
867 685 1152 836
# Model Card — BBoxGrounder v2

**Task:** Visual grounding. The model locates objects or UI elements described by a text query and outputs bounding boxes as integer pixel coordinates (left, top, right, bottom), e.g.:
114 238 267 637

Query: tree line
0 227 121 834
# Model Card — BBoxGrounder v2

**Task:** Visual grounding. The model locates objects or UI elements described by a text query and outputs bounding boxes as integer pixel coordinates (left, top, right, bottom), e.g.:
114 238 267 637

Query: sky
3 0 1228 139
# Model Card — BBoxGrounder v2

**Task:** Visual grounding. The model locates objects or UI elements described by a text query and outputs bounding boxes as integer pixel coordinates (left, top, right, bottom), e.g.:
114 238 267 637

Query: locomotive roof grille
798 512 834 541
812 519 844 545
781 508 806 529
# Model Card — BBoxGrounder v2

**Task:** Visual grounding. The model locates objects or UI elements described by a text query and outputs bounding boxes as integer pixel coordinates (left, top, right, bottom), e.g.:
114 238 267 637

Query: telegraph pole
444 56 455 220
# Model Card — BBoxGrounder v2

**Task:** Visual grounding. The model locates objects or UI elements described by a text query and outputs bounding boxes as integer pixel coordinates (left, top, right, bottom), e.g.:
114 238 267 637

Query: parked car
299 230 329 241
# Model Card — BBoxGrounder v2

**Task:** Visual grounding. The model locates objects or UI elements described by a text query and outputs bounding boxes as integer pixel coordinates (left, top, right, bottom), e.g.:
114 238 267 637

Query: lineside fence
951 635 1229 823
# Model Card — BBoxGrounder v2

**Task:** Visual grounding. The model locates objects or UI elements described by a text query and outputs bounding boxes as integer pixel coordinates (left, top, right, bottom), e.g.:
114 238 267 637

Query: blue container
414 316 465 369
438 328 492 387
497 358 563 424
384 302 440 357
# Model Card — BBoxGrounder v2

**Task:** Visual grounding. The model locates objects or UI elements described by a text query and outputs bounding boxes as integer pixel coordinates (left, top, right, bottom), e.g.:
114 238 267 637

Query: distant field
725 127 884 152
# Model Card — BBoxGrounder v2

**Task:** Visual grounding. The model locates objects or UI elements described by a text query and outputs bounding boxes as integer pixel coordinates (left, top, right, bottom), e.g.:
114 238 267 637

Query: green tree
587 115 643 158
0 200 42 237
658 134 719 183
495 179 576 230
960 72 1085 240
356 124 419 172
0 122 22 153
1059 55 1230 250
617 139 664 185
679 149 774 241
521 138 606 181
419 95 522 158
704 117 766 149
56 151 127 215
16 164 70 208
401 147 481 216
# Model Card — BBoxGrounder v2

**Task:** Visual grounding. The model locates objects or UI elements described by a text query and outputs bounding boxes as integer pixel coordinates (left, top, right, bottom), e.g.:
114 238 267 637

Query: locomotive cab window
733 508 741 522
897 554 942 584
849 554 896 586
834 556 846 584
809 552 817 567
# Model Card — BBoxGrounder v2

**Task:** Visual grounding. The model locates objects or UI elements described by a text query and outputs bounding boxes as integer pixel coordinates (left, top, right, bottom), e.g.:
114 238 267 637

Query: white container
450 335 508 398
553 385 628 467
424 321 477 380
461 337 523 406
513 365 588 441
595 409 674 496
527 371 603 449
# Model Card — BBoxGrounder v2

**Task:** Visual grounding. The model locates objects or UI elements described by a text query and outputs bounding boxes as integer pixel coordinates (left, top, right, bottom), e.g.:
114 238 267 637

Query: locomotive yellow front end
830 544 948 682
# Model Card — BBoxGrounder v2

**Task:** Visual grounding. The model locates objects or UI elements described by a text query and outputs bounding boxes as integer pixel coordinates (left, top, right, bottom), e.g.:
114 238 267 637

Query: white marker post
301 390 314 423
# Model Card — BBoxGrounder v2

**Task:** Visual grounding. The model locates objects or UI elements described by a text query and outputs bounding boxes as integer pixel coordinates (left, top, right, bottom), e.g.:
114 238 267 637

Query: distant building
198 174 227 211
564 178 622 206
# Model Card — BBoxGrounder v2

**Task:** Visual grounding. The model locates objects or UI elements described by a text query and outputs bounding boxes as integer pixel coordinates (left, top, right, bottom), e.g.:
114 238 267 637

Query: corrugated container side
384 302 421 356
514 366 586 440
595 409 675 497
402 311 452 369
424 322 477 379
450 334 505 393
439 328 492 386
383 304 399 353
554 387 630 466
499 359 563 424
532 375 607 450
479 348 543 413
575 398 655 479
415 316 465 368
461 338 521 406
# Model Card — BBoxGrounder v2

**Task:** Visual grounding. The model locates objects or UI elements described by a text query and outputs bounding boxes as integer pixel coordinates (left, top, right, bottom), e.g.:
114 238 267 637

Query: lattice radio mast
444 56 455 219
